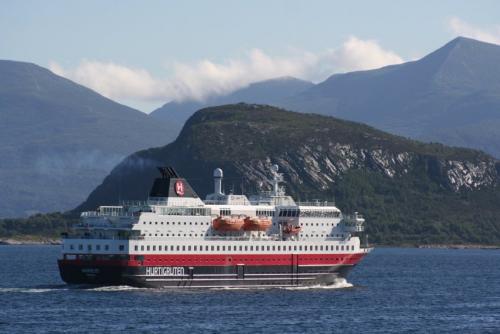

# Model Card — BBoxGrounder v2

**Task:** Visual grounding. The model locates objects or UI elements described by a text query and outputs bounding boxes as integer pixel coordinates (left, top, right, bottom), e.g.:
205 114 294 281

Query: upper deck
71 166 364 245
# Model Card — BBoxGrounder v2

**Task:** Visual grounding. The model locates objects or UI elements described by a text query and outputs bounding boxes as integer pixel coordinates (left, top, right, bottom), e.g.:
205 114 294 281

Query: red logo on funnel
175 180 185 196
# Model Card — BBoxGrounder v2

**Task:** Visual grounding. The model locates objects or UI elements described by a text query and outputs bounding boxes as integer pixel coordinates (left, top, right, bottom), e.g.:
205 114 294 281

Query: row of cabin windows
300 234 345 238
158 207 211 216
68 244 125 251
278 209 341 218
133 244 355 252
300 222 335 227
145 221 341 227
271 222 336 227
144 221 211 226
145 232 207 237
142 232 342 238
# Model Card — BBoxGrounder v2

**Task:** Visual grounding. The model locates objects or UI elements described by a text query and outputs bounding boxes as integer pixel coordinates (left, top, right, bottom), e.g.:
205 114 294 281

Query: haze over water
1 246 499 333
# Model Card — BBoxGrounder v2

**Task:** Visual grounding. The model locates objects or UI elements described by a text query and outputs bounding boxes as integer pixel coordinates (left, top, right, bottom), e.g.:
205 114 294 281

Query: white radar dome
213 168 223 178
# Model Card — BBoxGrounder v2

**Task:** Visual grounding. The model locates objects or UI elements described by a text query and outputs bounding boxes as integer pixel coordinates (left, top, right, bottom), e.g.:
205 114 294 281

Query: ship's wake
282 278 354 290
86 285 144 292
0 279 354 293
0 285 69 294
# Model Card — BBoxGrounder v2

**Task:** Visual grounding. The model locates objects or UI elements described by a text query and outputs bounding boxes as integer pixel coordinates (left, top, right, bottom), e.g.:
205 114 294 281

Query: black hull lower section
58 262 356 288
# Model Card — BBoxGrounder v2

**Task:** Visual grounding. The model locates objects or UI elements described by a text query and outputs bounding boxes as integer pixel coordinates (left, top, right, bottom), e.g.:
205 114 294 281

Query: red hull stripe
60 252 367 267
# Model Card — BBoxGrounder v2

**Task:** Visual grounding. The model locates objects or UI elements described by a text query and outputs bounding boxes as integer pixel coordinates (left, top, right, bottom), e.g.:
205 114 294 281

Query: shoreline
416 244 500 250
0 238 61 245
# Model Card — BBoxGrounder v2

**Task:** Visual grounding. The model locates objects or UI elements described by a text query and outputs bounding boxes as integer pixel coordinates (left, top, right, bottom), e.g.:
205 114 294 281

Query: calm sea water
0 246 499 333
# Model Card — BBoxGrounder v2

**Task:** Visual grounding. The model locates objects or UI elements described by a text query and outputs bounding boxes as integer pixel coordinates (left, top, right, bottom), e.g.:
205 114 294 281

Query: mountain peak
448 36 500 47
420 36 500 92
425 36 500 62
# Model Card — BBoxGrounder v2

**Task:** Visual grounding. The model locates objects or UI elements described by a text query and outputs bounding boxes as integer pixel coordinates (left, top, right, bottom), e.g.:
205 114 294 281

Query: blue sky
2 0 500 112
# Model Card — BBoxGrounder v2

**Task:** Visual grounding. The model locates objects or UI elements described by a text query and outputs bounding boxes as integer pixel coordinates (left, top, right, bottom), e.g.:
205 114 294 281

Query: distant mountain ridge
79 104 500 245
282 37 500 157
150 37 500 159
0 60 176 217
150 76 314 133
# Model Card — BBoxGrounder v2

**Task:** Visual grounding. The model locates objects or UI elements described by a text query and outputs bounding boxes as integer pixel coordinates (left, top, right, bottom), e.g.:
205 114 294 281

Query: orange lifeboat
212 216 244 231
243 216 272 231
283 225 301 235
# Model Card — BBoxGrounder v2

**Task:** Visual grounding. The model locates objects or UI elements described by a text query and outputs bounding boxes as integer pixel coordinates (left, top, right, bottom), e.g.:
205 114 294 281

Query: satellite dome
213 168 223 178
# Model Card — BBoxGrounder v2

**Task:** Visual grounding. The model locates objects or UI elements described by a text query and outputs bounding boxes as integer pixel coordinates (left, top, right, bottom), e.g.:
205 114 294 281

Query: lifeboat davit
243 216 272 231
212 216 244 231
283 225 301 235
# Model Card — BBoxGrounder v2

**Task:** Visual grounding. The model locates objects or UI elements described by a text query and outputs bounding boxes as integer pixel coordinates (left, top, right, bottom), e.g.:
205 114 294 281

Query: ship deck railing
81 211 137 218
62 235 139 241
121 200 167 206
297 201 336 207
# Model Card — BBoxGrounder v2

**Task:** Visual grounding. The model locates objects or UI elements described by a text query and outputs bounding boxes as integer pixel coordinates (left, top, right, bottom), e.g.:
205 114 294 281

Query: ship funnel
213 168 224 195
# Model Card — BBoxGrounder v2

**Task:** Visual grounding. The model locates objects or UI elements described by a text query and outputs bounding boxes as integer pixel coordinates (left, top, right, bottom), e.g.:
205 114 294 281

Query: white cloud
315 37 403 79
49 60 167 101
49 36 404 106
447 17 500 45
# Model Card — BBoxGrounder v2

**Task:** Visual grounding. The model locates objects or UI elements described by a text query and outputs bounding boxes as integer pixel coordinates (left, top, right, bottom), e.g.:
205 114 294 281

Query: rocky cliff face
233 143 499 198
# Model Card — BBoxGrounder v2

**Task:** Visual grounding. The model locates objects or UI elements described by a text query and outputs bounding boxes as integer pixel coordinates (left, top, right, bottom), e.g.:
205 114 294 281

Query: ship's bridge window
256 209 274 217
278 209 299 217
220 209 231 216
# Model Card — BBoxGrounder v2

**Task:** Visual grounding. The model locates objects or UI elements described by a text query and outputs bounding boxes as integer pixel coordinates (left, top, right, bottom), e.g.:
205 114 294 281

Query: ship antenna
271 164 284 196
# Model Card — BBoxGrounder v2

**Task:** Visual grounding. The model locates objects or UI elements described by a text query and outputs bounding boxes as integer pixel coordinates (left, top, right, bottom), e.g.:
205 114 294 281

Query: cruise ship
58 166 372 288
